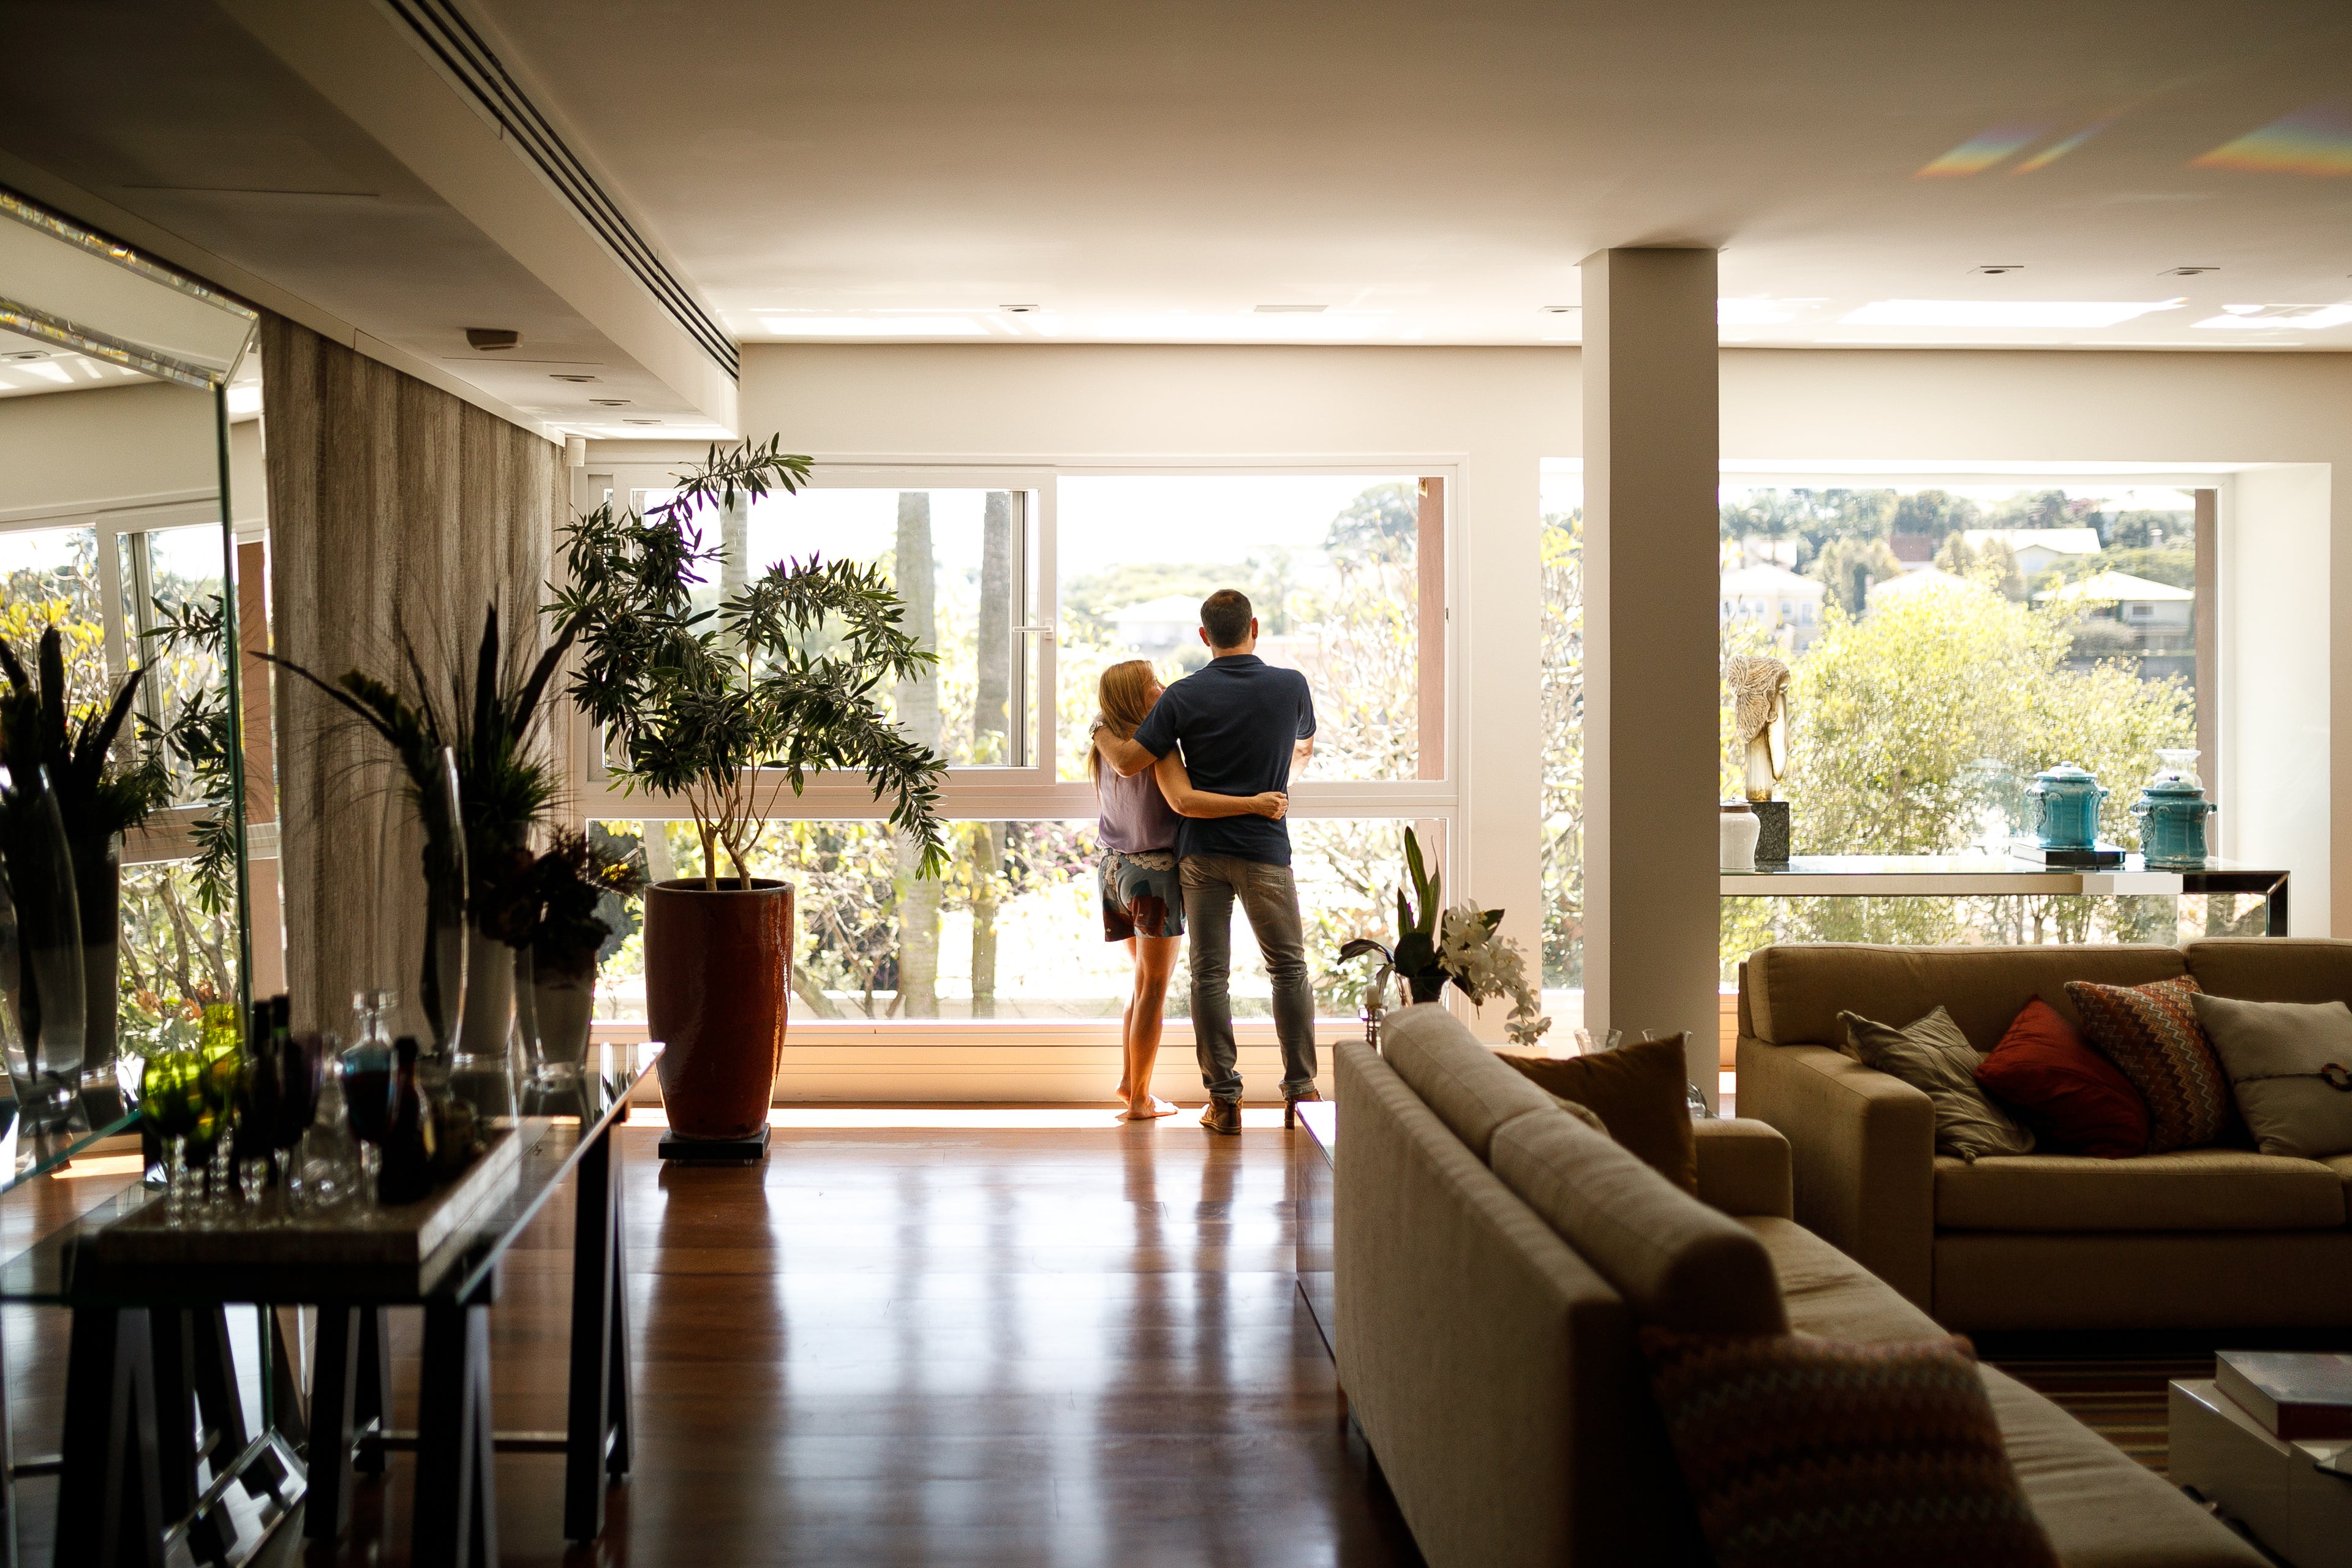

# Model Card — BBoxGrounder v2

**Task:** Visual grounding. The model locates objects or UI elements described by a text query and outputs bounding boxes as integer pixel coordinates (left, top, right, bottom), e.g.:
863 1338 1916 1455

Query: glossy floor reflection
222 1117 1422 1566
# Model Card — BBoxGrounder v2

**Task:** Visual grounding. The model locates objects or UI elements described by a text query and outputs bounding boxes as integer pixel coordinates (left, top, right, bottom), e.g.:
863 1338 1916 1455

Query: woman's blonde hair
1091 660 1159 783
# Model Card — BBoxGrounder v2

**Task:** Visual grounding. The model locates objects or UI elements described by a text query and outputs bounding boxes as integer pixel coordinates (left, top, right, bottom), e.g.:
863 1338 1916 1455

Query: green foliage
1325 481 1417 565
549 437 949 886
525 828 647 977
1932 532 2025 598
0 625 164 837
1540 508 1583 987
1807 537 1905 616
1340 825 1450 992
1721 580 2195 969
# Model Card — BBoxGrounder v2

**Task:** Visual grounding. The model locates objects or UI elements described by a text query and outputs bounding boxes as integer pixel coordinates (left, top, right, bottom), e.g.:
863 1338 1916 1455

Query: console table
1722 855 2290 935
0 1044 657 1567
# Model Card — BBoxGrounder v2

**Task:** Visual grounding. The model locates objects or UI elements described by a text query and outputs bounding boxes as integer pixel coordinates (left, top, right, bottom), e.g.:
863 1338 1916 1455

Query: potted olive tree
548 439 948 1146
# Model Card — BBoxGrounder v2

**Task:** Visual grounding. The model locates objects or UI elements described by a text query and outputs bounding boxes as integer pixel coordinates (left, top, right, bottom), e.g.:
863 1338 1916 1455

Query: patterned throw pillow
1640 1327 2059 1568
2065 977 2227 1152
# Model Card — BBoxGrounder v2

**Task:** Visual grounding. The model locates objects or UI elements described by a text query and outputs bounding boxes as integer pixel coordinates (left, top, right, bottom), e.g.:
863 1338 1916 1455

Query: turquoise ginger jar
2132 749 2216 869
2026 763 2108 850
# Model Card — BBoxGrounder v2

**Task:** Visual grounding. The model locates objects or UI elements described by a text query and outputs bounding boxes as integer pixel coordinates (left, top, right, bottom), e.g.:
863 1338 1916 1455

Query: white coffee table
2169 1378 2352 1567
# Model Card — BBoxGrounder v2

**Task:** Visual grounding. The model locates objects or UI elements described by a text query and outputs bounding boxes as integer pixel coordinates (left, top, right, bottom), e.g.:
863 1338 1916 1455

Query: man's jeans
1180 855 1317 1102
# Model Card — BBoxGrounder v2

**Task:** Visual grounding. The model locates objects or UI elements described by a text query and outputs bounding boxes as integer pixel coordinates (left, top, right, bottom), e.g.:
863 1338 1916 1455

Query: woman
1090 660 1287 1121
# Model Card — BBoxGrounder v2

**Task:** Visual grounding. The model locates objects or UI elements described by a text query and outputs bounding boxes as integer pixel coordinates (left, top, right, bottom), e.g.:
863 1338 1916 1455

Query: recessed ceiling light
2163 266 2219 277
1540 305 1580 314
1253 304 1328 314
623 418 662 425
1000 304 1040 314
1969 265 2026 276
2 350 50 362
589 398 630 407
550 373 599 383
1842 298 2184 328
756 316 987 337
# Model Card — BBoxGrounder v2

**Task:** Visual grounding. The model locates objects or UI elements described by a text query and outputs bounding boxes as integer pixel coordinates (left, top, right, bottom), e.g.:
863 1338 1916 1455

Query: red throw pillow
2065 977 2230 1153
1973 997 2150 1159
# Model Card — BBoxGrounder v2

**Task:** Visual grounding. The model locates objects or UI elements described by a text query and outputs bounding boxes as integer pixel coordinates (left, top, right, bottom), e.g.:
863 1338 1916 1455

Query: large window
1716 480 2247 976
578 467 1454 1032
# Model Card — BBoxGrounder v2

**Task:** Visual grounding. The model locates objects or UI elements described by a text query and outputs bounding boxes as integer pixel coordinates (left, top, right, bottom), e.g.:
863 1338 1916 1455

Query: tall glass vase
0 765 85 1124
416 747 468 1085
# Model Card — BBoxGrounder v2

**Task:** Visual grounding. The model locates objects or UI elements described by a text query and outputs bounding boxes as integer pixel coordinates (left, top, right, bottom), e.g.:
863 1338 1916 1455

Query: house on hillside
1109 594 1207 654
1890 532 1938 573
2034 570 2195 646
1962 527 2103 581
1865 565 1973 611
1720 563 1825 650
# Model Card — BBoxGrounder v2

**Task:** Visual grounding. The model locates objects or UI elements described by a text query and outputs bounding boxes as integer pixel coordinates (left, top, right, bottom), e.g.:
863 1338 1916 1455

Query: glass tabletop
0 1084 140 1197
0 1043 660 1308
1722 853 2286 880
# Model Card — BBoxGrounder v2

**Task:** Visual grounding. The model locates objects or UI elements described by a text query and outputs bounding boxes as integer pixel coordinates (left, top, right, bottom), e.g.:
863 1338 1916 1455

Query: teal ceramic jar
2132 751 2215 868
2026 763 2108 850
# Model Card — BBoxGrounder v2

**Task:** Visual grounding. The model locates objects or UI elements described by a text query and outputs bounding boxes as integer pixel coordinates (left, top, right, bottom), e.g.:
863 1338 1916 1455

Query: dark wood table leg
304 1308 361 1542
56 1306 165 1568
413 1296 497 1567
353 1307 390 1473
145 1309 235 1564
2266 874 2290 936
565 1123 617 1539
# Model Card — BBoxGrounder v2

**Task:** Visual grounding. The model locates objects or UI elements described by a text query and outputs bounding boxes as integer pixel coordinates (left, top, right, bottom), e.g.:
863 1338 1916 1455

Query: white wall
2225 465 2331 926
0 382 218 519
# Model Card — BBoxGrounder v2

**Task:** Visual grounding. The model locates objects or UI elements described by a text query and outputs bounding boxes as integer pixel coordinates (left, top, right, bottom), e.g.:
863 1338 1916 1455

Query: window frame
568 461 1461 831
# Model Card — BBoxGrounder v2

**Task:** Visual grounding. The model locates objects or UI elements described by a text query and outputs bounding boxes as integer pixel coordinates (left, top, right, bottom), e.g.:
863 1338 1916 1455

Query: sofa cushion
1973 997 2150 1159
1377 1002 1557 1161
1934 1149 2346 1232
1842 1006 2036 1163
2185 937 2352 1006
2190 992 2352 1160
1489 1109 1789 1334
1746 942 2187 1054
1978 1364 2271 1568
2067 978 2230 1154
1640 1327 2059 1568
1745 1216 1944 1341
1498 1035 1699 1192
1695 1119 1794 1219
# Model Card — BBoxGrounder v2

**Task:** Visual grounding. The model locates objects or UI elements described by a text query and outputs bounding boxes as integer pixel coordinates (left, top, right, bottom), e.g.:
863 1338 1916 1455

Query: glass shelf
1721 856 2290 934
0 1086 140 1200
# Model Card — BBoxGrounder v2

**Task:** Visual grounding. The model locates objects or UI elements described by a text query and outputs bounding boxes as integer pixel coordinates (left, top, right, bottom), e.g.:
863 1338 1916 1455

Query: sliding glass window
576 466 1453 1031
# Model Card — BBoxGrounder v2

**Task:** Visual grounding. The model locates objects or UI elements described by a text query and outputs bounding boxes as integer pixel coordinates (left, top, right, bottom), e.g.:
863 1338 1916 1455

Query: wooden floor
12 1118 1424 1566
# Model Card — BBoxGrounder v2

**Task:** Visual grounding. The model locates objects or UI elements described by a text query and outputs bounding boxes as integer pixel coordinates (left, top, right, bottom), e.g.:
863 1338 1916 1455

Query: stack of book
2216 1350 2352 1443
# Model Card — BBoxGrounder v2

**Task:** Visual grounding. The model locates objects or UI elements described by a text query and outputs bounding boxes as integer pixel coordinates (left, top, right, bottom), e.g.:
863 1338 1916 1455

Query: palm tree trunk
892 493 940 1017
970 491 1013 1017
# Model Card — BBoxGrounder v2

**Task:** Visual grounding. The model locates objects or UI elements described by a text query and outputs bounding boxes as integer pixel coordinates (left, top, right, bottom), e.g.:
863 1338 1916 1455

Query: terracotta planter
644 878 792 1140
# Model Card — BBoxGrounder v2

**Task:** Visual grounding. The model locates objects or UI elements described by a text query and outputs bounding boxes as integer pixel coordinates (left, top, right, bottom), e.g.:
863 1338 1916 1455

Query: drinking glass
270 1033 324 1215
139 1046 202 1227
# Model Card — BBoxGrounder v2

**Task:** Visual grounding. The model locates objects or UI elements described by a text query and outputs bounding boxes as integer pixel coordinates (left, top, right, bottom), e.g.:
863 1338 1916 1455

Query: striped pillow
2064 977 2226 1152
1640 1327 2058 1568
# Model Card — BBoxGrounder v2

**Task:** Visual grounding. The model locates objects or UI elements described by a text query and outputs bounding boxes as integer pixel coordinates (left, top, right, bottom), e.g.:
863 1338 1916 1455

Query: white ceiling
468 0 2352 350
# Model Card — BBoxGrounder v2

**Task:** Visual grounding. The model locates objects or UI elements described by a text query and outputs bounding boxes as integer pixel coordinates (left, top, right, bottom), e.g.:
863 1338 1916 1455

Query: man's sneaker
1200 1098 1243 1136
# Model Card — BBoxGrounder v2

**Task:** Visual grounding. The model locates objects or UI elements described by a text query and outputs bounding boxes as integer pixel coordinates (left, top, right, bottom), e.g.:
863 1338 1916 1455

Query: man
1093 589 1317 1135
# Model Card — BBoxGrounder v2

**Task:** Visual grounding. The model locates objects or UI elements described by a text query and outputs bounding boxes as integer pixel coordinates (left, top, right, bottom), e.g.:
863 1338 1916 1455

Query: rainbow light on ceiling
2192 104 2352 175
1916 124 2049 178
2013 116 2115 173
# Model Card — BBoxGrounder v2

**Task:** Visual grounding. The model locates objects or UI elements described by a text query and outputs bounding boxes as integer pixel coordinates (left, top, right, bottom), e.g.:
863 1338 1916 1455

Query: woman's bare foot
1117 1095 1178 1121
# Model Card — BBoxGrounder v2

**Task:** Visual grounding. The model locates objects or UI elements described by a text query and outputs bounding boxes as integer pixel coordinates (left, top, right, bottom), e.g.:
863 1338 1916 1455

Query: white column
1580 247 1722 1102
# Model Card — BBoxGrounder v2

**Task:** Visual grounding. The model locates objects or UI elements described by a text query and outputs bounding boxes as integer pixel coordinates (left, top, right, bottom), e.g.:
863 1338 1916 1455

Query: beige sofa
1736 938 2352 1330
1335 1005 2260 1568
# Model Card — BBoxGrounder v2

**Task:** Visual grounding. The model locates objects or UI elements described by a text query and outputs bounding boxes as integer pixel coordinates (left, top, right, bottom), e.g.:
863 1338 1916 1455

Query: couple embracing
1088 588 1320 1134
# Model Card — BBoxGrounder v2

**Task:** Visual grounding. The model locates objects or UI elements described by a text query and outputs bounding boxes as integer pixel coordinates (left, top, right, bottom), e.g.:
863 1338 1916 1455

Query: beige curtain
261 315 558 1035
